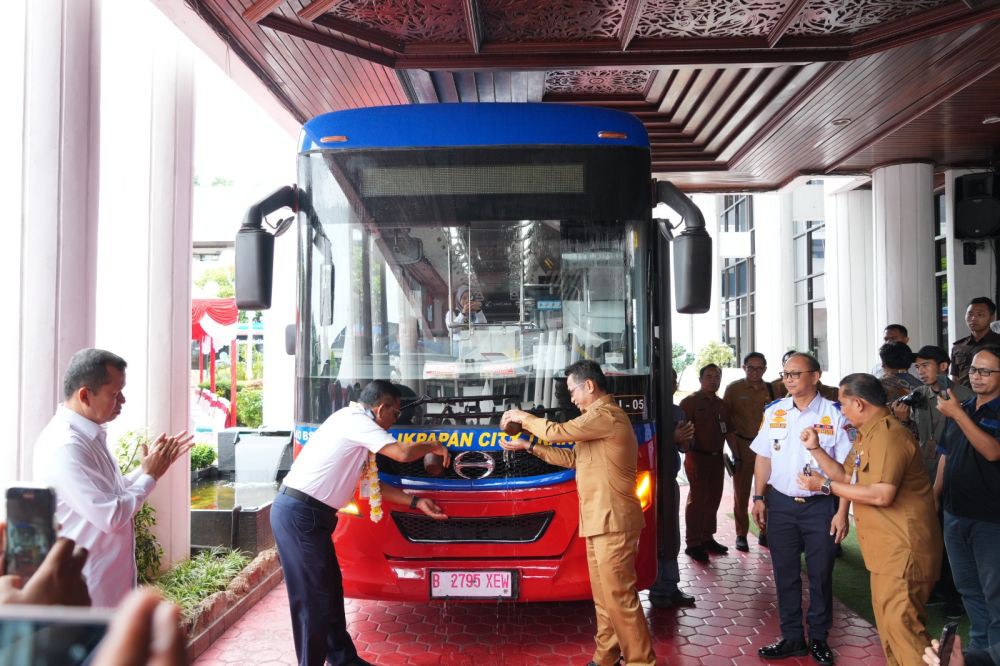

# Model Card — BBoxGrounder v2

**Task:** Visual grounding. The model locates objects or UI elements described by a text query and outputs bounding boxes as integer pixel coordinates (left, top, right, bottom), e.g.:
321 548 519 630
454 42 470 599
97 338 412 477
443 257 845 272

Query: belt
774 490 829 505
279 485 334 513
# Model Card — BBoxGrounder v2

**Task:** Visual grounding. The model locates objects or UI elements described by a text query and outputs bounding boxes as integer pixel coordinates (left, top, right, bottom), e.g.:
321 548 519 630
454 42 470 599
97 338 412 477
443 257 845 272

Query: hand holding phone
937 621 959 666
3 486 57 580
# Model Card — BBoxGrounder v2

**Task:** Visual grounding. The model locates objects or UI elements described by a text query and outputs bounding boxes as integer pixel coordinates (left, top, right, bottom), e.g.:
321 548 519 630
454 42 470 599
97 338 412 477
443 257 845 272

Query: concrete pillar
872 163 936 347
0 0 101 491
825 186 876 381
96 0 194 568
944 168 995 344
753 191 795 375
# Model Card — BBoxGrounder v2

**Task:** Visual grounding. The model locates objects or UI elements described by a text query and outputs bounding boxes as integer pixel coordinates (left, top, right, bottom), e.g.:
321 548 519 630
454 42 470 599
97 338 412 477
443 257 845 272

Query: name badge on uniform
769 409 788 449
813 415 835 437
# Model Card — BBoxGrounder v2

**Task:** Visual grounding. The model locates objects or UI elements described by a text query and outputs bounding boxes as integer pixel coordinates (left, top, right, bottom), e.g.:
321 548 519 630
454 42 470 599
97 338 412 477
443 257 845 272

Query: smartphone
937 376 950 400
0 604 111 666
938 621 959 666
3 486 57 580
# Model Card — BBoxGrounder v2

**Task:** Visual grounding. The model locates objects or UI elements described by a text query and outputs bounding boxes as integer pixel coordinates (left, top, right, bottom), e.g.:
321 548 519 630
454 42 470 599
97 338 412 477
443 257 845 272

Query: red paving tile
194 487 885 665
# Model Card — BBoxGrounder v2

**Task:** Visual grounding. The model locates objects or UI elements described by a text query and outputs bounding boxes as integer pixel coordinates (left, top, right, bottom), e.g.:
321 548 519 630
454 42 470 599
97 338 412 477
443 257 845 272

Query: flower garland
365 452 382 523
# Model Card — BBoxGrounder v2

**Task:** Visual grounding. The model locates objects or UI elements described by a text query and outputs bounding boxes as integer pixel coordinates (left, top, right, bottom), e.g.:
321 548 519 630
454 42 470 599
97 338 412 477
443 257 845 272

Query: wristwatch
409 495 420 509
527 440 536 453
752 495 765 503
820 479 833 496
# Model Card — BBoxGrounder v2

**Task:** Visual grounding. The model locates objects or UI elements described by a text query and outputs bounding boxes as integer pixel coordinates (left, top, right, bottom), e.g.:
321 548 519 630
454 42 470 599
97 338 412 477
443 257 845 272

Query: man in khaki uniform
798 373 941 666
680 364 731 562
500 360 654 666
723 351 775 552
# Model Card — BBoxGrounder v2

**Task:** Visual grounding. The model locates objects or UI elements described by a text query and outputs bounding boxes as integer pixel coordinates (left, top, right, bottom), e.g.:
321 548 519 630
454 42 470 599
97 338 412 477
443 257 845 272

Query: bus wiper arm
400 393 522 411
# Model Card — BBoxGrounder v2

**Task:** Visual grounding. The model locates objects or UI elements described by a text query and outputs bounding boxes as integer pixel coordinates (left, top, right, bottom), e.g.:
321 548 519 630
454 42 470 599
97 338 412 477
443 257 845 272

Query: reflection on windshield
299 154 649 427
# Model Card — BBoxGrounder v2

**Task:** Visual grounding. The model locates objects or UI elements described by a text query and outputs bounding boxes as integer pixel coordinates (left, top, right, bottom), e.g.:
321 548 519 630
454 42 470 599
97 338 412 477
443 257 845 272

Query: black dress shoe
648 589 696 608
703 538 729 554
809 639 834 665
735 536 750 552
758 637 808 659
758 532 769 548
684 545 709 562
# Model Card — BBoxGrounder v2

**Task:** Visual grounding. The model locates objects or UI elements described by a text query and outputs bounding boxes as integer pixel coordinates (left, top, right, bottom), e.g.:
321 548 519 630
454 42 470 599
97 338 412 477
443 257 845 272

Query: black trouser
271 491 359 666
767 490 838 642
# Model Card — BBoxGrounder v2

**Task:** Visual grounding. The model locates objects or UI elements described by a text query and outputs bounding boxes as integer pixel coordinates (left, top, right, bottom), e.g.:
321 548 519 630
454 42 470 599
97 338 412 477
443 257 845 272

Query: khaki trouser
870 573 935 666
733 438 757 538
684 451 724 546
585 530 655 666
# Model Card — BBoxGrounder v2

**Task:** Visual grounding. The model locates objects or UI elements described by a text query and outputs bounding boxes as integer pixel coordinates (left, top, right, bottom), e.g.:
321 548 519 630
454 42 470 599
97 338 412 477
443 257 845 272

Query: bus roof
299 103 649 153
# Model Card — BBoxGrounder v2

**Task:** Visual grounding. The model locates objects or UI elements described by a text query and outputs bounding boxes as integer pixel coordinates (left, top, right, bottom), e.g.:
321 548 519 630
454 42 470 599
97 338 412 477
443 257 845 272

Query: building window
793 219 827 368
934 192 948 349
720 195 754 361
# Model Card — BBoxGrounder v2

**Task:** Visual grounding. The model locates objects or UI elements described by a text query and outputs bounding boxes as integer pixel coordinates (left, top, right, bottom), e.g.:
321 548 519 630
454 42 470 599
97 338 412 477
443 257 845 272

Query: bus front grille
377 451 564 480
390 511 554 543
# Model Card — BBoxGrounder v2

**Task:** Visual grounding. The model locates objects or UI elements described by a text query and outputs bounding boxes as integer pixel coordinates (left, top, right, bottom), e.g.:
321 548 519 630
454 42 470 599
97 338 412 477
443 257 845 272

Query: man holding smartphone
32 348 193 608
798 373 941 666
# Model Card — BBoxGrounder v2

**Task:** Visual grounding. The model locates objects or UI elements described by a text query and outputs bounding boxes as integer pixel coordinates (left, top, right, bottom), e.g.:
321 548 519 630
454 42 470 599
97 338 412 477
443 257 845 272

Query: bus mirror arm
653 180 712 315
235 185 298 310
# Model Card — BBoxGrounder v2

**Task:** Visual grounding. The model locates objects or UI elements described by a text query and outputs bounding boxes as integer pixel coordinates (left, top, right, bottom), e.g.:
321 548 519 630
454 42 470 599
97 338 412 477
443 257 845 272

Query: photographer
894 346 972 618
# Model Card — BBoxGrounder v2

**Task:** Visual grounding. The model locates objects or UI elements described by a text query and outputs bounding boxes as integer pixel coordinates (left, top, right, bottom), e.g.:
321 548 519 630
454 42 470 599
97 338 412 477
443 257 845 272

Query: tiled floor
195 488 885 665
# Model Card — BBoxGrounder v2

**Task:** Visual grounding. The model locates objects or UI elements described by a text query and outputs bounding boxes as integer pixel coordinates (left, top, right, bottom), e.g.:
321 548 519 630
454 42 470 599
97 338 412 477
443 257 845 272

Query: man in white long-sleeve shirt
33 348 193 607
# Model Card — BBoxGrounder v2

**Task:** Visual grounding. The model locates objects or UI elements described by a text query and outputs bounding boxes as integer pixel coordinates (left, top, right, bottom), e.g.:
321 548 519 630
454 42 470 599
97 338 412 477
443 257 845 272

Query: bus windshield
297 147 651 427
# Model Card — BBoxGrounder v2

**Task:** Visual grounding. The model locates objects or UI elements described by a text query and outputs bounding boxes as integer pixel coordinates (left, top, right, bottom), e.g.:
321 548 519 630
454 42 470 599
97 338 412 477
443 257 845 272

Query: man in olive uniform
680 364 731 562
799 373 941 666
723 352 775 552
951 297 1000 388
500 360 655 666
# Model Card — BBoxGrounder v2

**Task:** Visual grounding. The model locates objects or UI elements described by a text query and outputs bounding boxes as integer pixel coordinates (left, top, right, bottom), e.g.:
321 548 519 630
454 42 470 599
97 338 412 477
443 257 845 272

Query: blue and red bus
236 103 710 602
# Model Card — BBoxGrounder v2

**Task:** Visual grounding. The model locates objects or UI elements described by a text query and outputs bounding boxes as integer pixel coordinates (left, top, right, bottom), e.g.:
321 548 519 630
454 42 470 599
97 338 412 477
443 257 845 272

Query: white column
944 168 994 345
0 0 101 491
753 191 796 376
872 163 936 346
96 0 194 568
825 186 876 381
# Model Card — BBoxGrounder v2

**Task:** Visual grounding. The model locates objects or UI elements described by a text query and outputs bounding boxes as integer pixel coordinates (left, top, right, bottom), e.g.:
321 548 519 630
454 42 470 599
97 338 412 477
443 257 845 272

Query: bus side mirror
236 185 297 311
654 180 712 314
673 229 712 314
236 227 274 310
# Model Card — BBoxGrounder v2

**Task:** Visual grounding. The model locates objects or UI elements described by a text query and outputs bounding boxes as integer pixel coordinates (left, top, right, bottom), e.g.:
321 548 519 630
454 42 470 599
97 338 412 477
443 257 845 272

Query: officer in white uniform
750 353 853 665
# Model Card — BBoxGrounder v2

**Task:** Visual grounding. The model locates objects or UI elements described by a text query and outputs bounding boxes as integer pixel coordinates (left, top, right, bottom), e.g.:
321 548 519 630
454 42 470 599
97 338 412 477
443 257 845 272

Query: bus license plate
430 570 516 599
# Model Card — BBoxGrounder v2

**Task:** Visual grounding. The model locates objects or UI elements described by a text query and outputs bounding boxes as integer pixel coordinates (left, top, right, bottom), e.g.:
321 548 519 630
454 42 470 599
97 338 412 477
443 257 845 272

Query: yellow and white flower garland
365 452 382 523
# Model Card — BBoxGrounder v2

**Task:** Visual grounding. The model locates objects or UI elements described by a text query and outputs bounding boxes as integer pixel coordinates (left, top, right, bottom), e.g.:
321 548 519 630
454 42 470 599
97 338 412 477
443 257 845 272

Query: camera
897 390 925 409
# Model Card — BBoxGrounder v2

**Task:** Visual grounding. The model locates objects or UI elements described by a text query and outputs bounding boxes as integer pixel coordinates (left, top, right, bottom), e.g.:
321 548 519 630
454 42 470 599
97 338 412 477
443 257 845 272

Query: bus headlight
635 471 651 511
338 501 360 516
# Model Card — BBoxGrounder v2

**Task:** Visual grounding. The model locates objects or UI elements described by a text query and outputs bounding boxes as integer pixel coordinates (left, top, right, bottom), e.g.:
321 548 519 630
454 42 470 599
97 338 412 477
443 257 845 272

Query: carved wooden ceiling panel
481 0 627 42
323 0 468 42
786 0 953 36
634 0 792 38
189 0 1000 190
544 69 654 95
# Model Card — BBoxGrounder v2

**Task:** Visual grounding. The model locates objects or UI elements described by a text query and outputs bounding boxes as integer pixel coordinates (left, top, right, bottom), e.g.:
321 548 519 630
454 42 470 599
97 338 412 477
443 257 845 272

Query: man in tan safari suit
501 359 654 666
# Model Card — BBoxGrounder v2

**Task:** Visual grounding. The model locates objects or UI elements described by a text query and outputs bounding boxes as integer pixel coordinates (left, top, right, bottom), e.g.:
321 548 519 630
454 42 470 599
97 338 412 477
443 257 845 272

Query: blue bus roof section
299 103 650 152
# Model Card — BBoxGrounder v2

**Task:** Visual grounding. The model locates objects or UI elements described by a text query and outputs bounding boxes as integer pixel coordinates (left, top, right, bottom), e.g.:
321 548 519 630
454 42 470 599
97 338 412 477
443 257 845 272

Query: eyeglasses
779 370 817 380
744 365 766 372
567 382 585 394
969 366 1000 377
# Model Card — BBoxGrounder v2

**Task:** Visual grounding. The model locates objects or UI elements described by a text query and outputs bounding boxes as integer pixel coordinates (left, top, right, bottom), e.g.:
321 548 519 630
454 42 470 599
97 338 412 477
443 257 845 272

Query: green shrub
237 388 263 428
198 378 231 400
115 430 162 583
156 548 250 619
190 444 217 471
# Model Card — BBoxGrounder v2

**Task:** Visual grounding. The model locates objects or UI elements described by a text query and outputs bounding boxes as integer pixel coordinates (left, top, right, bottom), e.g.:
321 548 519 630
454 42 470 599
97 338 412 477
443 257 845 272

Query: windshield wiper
400 393 521 411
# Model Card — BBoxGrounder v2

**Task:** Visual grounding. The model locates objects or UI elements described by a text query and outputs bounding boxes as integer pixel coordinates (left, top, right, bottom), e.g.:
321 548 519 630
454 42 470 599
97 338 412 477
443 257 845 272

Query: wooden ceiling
189 0 1000 191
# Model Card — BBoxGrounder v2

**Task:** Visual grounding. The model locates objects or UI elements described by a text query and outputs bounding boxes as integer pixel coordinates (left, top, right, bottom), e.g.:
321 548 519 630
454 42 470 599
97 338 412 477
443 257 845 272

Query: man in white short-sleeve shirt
33 348 193 608
750 353 852 666
271 380 452 666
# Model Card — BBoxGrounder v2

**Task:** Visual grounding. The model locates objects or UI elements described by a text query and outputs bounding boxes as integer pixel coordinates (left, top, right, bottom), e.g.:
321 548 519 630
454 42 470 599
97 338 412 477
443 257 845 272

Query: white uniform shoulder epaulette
764 397 786 411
